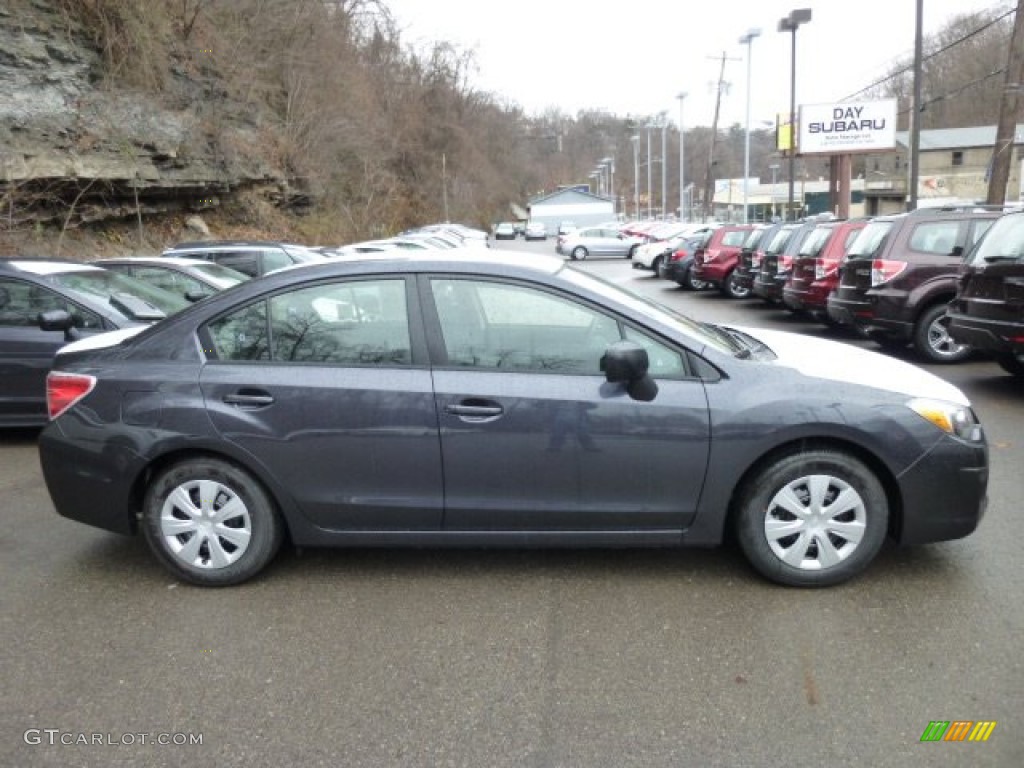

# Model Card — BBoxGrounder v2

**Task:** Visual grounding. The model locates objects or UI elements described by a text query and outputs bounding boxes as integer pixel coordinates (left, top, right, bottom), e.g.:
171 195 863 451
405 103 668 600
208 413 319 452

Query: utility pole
703 51 739 221
908 0 923 211
986 0 1024 206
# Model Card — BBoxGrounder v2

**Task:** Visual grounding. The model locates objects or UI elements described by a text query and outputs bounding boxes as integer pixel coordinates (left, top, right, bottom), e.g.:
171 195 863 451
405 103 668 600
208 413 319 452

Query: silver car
556 226 644 260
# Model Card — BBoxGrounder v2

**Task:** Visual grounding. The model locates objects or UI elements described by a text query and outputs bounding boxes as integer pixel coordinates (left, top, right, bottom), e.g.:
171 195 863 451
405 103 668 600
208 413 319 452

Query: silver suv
162 240 324 278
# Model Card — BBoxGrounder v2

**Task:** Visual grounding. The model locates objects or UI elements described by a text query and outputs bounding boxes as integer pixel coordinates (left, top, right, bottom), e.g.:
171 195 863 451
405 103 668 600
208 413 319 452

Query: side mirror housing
38 309 79 341
601 341 658 402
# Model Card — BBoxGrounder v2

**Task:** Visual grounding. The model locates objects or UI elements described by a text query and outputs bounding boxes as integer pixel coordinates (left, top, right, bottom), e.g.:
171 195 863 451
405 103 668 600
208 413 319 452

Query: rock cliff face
0 0 298 233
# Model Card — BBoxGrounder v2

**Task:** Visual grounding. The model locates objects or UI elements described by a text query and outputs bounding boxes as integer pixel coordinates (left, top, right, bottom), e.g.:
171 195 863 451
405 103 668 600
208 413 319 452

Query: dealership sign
798 99 897 155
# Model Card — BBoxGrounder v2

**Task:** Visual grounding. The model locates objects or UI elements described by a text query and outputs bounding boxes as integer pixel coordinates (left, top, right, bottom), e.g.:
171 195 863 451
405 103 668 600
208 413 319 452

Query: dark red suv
783 218 868 319
827 207 1000 363
690 225 754 298
751 220 822 304
947 208 1024 378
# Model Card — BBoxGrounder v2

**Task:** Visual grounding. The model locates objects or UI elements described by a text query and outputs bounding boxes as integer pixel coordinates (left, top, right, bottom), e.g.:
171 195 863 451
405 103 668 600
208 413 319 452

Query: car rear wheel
651 255 664 276
997 352 1024 378
571 246 588 261
914 303 971 363
142 458 283 586
722 269 750 299
681 266 708 291
735 450 888 587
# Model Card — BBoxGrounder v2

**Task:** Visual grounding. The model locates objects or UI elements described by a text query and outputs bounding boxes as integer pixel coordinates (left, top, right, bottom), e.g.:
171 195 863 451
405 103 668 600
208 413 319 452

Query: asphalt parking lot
2 239 1022 767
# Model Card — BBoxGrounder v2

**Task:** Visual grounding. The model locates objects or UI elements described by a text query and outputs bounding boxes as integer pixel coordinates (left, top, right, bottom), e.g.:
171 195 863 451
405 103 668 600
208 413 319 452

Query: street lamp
660 122 667 220
600 156 615 215
630 135 640 219
645 124 655 219
676 92 687 221
739 28 761 224
769 163 780 220
778 8 811 221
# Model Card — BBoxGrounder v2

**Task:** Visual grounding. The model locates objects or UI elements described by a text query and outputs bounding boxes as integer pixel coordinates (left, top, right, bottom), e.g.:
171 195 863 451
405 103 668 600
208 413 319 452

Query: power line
842 5 1017 100
897 68 1008 115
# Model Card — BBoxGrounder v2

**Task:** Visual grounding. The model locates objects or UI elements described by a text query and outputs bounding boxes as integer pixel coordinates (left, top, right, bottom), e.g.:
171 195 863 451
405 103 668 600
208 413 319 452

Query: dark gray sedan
38 252 987 587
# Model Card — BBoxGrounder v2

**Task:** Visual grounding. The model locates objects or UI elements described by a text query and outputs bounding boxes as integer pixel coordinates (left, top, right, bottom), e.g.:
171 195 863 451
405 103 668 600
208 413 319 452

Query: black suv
827 207 1000 363
947 208 1024 378
751 219 822 304
162 240 324 277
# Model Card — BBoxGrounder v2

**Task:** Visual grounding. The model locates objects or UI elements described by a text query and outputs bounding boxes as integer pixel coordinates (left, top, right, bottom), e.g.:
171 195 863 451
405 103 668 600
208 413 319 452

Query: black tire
626 245 637 259
721 269 751 299
872 334 908 352
571 246 588 261
913 303 972 363
996 352 1024 378
142 458 283 586
683 266 708 291
735 450 888 587
651 255 664 276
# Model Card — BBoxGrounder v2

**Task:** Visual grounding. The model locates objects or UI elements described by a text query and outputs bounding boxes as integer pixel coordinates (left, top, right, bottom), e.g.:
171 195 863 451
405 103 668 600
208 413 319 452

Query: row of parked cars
1 223 499 428
625 206 1024 378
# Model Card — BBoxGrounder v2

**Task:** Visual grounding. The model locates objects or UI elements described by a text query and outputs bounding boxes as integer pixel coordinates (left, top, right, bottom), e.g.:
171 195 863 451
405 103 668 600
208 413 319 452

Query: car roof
96 256 216 267
0 258 103 275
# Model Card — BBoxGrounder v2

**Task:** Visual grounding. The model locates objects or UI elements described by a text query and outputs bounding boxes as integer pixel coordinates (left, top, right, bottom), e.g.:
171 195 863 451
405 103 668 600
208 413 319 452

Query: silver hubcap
160 480 252 569
764 474 866 571
928 316 968 358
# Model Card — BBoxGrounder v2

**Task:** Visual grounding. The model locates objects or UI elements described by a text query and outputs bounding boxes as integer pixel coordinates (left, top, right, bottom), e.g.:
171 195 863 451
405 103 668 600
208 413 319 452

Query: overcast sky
383 0 1009 128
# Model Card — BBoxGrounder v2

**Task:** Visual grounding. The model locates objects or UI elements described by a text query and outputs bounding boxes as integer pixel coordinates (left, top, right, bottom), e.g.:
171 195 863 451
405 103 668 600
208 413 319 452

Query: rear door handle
223 390 275 408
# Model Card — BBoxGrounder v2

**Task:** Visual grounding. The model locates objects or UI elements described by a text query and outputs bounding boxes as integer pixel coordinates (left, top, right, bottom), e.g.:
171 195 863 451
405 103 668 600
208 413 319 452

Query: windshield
560 264 741 356
798 226 832 257
847 220 894 259
53 269 190 317
282 245 326 263
968 213 1024 266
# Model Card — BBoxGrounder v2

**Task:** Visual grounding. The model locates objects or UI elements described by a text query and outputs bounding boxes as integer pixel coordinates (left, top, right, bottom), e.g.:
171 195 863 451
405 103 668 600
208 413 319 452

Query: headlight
907 398 983 442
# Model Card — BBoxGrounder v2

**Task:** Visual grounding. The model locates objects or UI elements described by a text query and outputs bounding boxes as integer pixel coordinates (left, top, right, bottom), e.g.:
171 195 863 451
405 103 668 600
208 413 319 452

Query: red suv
691 225 755 298
783 218 868 320
827 207 1000 363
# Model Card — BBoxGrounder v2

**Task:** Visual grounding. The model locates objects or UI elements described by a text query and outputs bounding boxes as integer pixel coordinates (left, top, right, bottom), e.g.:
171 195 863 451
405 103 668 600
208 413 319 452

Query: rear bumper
783 282 831 312
947 312 1024 355
752 273 787 301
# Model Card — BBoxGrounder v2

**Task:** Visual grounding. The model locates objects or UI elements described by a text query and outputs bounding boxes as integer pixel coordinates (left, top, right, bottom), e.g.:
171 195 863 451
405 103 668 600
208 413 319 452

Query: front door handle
445 399 504 421
223 390 275 408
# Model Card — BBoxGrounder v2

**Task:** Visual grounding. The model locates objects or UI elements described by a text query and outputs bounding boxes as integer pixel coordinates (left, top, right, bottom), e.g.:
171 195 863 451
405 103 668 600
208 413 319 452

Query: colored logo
920 721 996 742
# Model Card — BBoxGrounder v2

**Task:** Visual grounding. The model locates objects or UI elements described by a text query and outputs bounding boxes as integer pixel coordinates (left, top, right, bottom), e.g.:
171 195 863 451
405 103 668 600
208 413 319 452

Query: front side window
133 266 206 297
908 221 961 255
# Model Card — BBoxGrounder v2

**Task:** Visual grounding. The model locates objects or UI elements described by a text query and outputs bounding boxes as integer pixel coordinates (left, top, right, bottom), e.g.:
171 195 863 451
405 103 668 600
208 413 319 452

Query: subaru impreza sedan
38 251 987 587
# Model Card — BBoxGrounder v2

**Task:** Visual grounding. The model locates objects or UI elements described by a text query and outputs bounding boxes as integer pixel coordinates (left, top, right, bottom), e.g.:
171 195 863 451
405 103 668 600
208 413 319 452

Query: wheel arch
722 436 904 543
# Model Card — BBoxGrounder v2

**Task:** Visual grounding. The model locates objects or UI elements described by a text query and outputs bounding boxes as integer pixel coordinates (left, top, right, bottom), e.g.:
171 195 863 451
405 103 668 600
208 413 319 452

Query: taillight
670 249 687 262
815 258 839 280
779 255 793 272
751 252 763 268
46 372 96 420
871 259 908 287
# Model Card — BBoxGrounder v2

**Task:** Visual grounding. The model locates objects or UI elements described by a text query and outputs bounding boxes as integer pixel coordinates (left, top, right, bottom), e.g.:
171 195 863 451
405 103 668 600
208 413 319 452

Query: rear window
847 220 893 260
742 228 766 250
968 214 1024 266
764 227 795 255
798 226 832 257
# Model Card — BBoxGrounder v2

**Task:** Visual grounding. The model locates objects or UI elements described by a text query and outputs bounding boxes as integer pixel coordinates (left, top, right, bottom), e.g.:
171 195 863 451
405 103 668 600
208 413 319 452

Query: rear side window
261 249 291 273
968 214 1024 266
207 301 270 360
908 221 961 255
212 251 261 277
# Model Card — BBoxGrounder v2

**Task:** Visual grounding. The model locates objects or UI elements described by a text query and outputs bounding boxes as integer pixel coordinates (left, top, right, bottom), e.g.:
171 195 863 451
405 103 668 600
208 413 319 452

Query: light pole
769 163 780 220
778 8 811 221
676 92 687 221
661 122 667 220
631 135 640 219
739 28 761 224
646 125 655 219
601 156 615 216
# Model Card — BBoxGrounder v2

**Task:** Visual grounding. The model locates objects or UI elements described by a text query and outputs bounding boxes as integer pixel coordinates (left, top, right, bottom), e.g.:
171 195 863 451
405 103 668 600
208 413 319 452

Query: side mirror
185 289 212 302
38 309 79 341
601 341 658 402
951 244 964 258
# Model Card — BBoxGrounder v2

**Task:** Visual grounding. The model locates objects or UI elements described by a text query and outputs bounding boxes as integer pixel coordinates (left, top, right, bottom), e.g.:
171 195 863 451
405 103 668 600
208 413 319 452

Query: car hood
732 326 970 406
56 326 148 356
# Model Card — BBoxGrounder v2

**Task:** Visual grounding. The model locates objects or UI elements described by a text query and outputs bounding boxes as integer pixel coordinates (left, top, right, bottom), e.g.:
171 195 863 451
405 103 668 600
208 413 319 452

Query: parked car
782 219 869 320
494 222 517 240
733 222 785 297
162 240 326 277
556 226 644 260
0 257 188 427
95 257 249 302
632 225 714 274
525 222 548 241
752 218 830 305
690 225 755 298
946 207 1024 377
827 206 1000 362
661 233 714 290
39 251 986 588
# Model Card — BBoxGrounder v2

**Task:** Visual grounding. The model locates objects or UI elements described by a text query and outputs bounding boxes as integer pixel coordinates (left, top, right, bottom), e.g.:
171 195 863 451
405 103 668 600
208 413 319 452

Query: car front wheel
571 246 588 261
735 450 888 587
142 458 283 586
